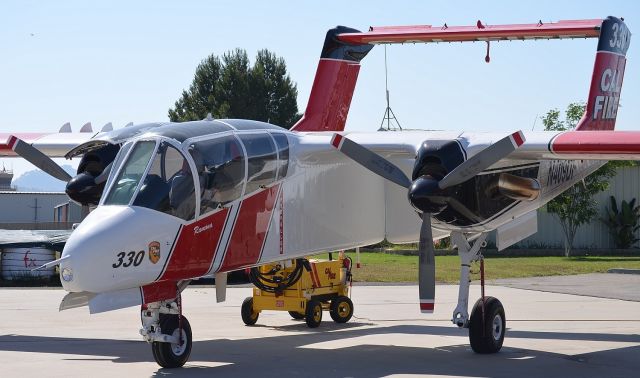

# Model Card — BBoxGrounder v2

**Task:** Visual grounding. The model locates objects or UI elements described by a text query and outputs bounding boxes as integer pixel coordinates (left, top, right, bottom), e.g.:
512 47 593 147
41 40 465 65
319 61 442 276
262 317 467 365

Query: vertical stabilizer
575 16 631 130
291 26 373 132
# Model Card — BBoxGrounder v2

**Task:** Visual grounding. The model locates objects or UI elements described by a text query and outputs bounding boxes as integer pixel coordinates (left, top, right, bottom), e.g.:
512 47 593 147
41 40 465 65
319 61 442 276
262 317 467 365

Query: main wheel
241 297 259 325
329 296 353 323
151 314 192 368
305 299 323 328
469 296 506 354
288 311 305 320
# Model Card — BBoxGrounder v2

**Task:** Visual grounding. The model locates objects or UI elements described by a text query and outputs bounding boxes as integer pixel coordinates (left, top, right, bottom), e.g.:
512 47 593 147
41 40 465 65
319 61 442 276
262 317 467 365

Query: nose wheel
151 314 193 368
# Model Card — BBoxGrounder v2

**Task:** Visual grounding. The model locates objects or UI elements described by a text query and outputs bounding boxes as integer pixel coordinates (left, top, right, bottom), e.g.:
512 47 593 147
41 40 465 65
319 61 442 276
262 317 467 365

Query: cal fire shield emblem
148 241 161 264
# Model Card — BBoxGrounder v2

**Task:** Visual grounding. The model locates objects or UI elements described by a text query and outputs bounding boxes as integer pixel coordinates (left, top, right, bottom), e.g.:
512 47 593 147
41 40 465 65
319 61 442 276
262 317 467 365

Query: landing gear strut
450 231 506 353
140 286 193 368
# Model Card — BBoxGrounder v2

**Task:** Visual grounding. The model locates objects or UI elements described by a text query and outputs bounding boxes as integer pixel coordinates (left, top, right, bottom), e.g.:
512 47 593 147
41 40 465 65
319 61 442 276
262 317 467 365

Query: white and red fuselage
58 122 626 303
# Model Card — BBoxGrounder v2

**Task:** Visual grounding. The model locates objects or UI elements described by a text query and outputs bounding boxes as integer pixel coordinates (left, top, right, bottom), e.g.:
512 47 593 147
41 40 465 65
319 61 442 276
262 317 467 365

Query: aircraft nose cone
59 206 180 293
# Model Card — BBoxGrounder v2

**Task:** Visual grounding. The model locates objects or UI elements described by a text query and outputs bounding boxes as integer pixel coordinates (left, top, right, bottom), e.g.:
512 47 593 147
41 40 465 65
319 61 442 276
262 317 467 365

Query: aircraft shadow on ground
1 324 638 378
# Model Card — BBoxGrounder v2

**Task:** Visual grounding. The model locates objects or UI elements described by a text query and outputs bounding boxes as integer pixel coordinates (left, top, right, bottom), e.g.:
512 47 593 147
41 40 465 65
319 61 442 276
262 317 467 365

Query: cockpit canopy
102 131 290 221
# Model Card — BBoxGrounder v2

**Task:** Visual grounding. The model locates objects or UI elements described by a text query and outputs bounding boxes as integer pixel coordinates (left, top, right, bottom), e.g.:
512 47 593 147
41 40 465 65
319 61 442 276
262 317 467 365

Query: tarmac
0 274 639 377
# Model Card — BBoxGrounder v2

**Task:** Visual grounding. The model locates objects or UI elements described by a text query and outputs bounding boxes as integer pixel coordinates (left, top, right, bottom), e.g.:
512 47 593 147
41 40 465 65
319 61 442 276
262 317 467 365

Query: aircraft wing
512 130 640 161
321 129 640 167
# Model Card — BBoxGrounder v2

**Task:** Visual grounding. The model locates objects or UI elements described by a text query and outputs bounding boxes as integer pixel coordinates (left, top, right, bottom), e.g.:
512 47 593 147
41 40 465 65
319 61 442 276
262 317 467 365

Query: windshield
103 140 196 221
103 141 155 205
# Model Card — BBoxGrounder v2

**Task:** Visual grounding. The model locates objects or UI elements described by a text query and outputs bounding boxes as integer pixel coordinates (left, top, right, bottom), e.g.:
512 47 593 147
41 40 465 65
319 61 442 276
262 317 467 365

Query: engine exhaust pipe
497 173 540 201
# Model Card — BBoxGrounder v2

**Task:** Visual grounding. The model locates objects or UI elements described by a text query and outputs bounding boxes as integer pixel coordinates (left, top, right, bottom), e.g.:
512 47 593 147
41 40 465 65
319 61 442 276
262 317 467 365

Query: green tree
542 102 632 256
169 49 300 128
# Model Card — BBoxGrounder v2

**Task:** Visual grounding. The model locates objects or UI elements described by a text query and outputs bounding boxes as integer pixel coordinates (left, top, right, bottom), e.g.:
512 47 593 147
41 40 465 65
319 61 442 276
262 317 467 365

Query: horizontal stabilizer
338 19 601 44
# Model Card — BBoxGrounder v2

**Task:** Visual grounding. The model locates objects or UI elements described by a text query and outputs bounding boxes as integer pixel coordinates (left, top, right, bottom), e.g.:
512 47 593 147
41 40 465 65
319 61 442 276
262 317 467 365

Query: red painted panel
552 131 640 154
291 60 361 132
160 209 228 281
142 280 177 304
219 185 280 272
575 52 626 131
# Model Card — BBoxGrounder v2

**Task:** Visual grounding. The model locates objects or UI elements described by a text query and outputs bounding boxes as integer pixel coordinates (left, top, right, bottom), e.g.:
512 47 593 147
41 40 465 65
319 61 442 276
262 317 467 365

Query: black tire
469 296 506 354
151 314 192 368
241 297 259 326
329 296 353 323
289 311 305 320
305 299 323 328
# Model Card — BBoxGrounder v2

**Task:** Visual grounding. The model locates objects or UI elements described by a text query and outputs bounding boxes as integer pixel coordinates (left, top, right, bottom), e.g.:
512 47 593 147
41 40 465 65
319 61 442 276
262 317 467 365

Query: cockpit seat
133 174 170 212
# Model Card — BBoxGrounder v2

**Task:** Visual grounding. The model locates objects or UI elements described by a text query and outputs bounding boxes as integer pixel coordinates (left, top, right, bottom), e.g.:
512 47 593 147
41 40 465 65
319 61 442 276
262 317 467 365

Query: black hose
249 258 306 294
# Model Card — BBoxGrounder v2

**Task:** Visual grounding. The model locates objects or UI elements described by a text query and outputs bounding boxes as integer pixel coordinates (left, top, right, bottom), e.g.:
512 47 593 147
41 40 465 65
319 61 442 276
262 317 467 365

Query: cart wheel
288 311 305 320
469 296 505 354
305 299 323 328
241 297 259 326
151 314 192 368
329 296 353 323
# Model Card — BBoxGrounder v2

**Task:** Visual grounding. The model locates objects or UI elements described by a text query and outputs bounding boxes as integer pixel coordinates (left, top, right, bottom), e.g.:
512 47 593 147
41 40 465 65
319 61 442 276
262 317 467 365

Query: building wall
517 165 640 249
0 192 79 223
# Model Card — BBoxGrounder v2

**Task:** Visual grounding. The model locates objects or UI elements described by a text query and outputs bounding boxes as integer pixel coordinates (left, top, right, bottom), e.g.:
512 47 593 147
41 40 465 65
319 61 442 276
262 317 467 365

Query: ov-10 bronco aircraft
1 16 636 368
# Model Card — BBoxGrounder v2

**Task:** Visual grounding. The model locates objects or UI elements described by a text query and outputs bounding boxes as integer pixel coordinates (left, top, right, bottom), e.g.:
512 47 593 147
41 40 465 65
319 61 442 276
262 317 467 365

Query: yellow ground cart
241 254 353 328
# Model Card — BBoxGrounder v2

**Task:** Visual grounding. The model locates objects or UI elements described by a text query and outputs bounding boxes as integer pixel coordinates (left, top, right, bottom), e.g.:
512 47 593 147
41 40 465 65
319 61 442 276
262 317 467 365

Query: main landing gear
451 231 506 353
140 283 193 368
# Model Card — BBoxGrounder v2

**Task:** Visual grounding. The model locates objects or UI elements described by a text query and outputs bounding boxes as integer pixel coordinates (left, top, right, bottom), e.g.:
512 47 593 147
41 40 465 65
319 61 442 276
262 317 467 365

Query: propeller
7 135 72 182
8 134 119 206
418 213 435 313
331 130 525 312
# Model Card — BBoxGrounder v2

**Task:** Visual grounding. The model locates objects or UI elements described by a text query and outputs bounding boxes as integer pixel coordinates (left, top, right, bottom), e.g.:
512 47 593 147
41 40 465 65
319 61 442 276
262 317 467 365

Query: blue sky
1 0 639 178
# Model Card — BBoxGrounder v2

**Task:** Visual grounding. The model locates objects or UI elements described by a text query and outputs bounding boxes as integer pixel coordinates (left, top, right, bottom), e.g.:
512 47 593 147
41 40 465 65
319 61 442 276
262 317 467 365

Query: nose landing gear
450 231 506 353
140 294 193 368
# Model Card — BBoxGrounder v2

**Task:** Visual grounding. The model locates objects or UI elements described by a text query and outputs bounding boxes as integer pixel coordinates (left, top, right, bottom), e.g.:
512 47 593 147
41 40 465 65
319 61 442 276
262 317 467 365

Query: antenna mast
378 45 403 131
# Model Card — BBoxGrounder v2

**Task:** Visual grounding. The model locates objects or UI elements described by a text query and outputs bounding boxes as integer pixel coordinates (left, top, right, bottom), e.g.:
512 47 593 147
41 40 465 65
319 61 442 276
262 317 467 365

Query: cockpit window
191 135 246 215
103 141 155 206
103 140 196 221
238 133 277 195
103 141 133 195
133 142 196 221
271 133 289 180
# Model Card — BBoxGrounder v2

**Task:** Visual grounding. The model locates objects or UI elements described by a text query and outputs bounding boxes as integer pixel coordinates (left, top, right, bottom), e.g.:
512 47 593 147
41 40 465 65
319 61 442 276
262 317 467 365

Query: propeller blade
418 214 435 313
331 134 412 188
215 272 228 303
438 131 525 189
93 161 113 185
8 135 72 182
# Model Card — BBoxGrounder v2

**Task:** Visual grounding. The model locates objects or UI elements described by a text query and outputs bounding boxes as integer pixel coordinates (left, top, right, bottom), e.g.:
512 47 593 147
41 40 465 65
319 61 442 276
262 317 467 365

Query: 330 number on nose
112 250 145 268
